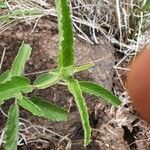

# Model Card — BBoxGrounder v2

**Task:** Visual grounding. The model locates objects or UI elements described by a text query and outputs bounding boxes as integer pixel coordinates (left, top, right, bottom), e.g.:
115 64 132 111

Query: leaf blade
74 63 94 73
34 69 61 89
68 78 91 146
4 103 19 150
140 0 150 11
55 0 74 67
18 96 68 121
0 77 32 104
0 8 42 22
11 42 31 77
79 81 122 107
0 70 11 83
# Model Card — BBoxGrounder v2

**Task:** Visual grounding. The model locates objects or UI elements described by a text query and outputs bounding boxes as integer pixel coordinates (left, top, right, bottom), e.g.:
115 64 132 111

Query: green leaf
18 96 68 121
0 2 7 9
0 8 42 21
55 0 74 67
4 103 19 150
68 78 91 146
34 69 61 89
11 8 42 16
0 70 11 83
79 81 122 107
140 0 150 11
11 42 32 77
0 77 32 104
60 65 74 78
74 63 94 73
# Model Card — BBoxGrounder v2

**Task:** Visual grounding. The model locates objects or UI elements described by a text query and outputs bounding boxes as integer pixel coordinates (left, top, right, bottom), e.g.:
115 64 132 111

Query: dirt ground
0 16 150 150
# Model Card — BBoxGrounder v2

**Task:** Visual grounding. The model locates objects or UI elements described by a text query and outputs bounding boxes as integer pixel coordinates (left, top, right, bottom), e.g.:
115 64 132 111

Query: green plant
0 8 42 22
0 43 69 150
0 1 7 9
0 0 122 149
139 0 150 12
34 0 121 147
0 1 43 22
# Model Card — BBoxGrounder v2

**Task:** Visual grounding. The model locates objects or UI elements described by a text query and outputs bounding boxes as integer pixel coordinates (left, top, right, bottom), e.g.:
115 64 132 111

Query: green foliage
0 0 122 148
68 78 91 146
19 96 68 121
140 0 150 12
0 8 42 22
74 63 94 73
55 0 74 67
0 70 11 83
11 42 32 77
34 69 61 89
34 0 121 146
4 103 19 150
79 81 121 107
0 77 32 105
0 1 7 9
0 42 69 149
